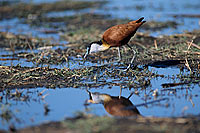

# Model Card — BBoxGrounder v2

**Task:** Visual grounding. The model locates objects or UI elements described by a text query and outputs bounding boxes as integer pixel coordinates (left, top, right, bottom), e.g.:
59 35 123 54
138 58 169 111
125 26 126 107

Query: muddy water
0 0 200 131
0 66 199 130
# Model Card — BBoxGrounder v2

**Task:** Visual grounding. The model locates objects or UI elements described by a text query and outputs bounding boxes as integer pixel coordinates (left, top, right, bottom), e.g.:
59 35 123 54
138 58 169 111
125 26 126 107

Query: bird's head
86 90 112 104
83 40 110 59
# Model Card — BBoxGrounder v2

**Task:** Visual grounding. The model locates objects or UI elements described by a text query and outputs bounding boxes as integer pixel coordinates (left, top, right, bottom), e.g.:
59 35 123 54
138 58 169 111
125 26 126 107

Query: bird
84 17 146 70
86 90 140 117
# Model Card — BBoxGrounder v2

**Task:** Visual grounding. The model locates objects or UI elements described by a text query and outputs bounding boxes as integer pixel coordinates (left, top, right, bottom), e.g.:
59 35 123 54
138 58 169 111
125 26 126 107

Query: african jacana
84 17 146 70
86 91 140 117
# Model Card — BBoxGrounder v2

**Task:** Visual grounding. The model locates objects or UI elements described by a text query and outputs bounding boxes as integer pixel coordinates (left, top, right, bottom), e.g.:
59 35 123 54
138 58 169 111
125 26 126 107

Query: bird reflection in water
85 90 140 117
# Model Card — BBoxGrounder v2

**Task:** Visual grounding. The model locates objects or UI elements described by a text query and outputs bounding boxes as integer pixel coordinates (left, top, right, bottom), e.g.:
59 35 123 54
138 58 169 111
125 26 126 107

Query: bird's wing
106 102 139 116
103 22 144 46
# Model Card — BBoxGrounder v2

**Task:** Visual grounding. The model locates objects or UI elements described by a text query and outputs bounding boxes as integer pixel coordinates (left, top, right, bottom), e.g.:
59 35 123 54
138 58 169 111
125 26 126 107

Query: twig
154 40 158 50
187 41 200 50
189 97 195 107
38 89 47 96
36 51 45 65
7 67 42 83
27 40 35 57
123 98 169 110
185 58 192 73
187 40 193 52
41 93 49 100
134 42 147 49
183 51 200 55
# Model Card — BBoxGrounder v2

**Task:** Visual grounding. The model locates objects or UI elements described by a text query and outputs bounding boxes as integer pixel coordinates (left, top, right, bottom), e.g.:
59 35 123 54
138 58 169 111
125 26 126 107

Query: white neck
90 43 108 53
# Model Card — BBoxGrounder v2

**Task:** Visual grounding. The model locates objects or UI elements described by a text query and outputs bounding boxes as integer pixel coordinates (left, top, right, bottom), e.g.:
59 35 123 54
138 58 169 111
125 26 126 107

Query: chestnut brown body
103 96 140 117
102 17 146 47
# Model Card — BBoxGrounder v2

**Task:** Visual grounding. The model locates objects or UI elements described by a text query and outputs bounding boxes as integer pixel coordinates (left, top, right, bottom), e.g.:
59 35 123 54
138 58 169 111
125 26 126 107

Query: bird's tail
129 17 146 25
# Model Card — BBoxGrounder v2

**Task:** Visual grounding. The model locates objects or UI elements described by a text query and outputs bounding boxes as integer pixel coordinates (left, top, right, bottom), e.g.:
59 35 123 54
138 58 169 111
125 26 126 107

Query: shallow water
0 45 69 68
96 0 200 36
0 18 62 42
0 0 200 40
0 88 88 129
0 66 199 130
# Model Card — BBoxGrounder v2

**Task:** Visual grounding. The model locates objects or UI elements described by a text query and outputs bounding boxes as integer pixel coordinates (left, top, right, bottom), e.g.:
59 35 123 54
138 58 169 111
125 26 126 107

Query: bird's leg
105 47 121 64
117 47 122 62
97 47 121 67
125 44 136 71
82 47 90 64
127 92 134 99
119 87 122 99
84 50 89 59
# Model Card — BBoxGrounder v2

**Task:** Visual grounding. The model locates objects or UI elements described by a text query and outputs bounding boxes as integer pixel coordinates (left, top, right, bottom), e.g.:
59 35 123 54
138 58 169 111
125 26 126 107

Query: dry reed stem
185 58 192 73
154 40 158 50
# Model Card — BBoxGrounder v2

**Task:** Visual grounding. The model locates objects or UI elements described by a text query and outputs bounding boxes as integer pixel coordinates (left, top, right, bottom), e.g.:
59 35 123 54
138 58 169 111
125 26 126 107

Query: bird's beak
86 89 92 100
86 89 95 104
87 99 96 104
83 47 90 59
